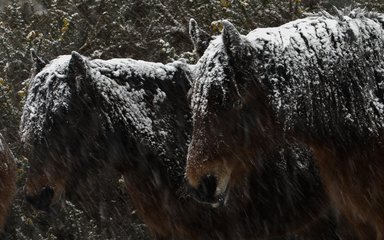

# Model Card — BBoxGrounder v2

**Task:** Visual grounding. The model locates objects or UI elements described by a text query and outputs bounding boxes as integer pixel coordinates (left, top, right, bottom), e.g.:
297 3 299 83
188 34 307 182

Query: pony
0 134 16 232
185 9 384 239
21 51 204 239
22 22 342 239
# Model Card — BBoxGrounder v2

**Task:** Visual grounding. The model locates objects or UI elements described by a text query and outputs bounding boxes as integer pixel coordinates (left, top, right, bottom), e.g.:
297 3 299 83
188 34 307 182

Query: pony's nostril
25 194 35 205
25 186 54 211
34 186 54 211
40 186 54 202
197 175 217 202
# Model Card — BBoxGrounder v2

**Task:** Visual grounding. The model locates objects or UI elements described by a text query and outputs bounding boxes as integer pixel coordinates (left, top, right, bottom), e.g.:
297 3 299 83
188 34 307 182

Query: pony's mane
89 58 182 137
88 58 191 168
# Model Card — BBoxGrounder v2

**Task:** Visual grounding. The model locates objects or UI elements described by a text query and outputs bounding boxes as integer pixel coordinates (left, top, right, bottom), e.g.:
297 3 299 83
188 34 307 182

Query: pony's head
22 49 193 210
22 51 102 211
186 21 276 205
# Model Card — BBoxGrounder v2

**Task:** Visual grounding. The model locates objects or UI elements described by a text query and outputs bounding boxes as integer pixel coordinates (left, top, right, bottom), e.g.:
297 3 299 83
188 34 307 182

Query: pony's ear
189 18 213 57
30 49 47 73
222 20 247 60
68 51 88 93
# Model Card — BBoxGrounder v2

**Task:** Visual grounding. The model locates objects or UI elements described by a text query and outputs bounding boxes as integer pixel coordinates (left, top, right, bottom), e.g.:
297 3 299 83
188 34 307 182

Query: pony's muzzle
25 186 54 211
188 174 229 207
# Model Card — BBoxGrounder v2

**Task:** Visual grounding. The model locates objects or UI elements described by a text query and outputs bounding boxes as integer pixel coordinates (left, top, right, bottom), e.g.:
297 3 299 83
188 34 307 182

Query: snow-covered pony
22 21 345 238
185 9 384 239
21 51 207 239
0 134 16 232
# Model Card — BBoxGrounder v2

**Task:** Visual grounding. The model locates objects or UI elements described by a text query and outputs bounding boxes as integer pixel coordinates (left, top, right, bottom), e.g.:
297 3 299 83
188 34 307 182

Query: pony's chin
210 187 230 208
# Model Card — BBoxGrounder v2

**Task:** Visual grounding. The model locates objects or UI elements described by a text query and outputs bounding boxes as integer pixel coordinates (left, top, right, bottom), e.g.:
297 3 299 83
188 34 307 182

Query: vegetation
0 0 383 239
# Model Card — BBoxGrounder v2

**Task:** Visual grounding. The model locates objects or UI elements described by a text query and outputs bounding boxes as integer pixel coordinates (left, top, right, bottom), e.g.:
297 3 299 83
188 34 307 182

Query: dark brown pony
22 23 342 239
185 9 384 239
0 134 16 232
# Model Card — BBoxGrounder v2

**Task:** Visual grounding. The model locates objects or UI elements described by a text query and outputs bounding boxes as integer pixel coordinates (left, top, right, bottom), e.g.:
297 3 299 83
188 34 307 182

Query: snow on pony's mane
89 57 192 172
88 58 178 136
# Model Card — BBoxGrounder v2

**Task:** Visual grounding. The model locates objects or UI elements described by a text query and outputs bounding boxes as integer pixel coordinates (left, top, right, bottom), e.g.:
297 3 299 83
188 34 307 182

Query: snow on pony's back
21 53 191 175
246 9 384 140
192 9 384 144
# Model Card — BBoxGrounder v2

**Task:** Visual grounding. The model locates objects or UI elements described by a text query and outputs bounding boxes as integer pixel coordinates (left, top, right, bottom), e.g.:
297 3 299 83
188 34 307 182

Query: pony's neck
89 59 191 181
